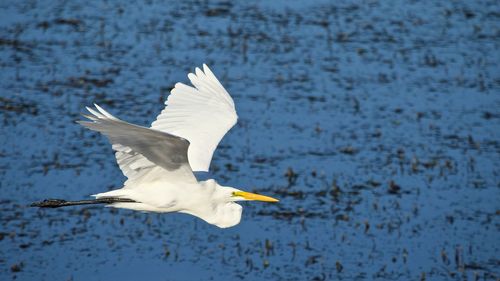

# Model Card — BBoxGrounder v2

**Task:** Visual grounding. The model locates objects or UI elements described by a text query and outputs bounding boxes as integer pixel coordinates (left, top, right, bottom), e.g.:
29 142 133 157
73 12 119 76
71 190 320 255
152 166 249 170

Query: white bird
32 64 278 228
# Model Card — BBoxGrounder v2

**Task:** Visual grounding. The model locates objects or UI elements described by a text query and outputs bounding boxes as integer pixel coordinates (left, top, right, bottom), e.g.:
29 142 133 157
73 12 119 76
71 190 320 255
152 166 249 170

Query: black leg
30 198 137 208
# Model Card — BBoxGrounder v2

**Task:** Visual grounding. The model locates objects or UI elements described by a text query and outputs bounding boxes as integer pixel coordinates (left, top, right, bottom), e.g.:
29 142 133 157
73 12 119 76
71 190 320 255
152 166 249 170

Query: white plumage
151 64 237 172
77 64 277 228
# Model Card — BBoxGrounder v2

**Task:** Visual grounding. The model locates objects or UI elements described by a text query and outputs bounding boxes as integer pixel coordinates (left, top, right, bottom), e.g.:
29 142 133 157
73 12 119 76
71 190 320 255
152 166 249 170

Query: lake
1 0 499 280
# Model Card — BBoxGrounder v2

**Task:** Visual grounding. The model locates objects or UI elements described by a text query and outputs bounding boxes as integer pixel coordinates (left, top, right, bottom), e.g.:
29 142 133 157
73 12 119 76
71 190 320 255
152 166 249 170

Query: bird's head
195 180 279 228
219 186 278 227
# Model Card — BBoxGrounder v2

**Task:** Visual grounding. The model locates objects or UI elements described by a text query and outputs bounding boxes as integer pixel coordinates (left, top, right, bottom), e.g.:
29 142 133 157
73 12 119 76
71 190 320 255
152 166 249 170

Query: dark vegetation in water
0 0 498 280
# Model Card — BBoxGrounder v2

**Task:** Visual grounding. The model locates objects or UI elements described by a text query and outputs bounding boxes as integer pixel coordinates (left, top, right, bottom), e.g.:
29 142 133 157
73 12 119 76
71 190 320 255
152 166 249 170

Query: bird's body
33 64 278 228
96 178 243 228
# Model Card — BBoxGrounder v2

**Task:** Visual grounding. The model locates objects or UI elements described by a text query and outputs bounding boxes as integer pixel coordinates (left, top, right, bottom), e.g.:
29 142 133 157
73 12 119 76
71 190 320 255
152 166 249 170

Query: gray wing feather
78 106 190 172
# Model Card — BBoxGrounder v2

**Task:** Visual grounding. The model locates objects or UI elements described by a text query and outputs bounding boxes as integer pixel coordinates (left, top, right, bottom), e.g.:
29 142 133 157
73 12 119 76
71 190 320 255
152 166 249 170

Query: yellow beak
233 191 279 202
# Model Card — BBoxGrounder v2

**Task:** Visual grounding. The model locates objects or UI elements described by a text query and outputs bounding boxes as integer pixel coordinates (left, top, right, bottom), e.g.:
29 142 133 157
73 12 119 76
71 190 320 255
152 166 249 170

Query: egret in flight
32 64 278 228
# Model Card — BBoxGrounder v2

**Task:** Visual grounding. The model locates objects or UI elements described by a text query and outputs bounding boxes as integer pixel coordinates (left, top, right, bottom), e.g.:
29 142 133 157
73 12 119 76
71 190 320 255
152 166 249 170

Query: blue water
1 0 499 280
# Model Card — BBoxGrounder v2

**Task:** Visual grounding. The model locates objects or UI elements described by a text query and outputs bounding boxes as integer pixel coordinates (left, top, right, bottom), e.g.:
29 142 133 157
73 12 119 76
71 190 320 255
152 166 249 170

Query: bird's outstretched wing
78 105 197 187
151 64 238 172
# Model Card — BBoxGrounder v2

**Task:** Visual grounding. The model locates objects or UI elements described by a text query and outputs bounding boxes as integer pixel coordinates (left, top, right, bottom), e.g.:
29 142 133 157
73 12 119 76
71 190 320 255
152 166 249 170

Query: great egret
32 64 278 228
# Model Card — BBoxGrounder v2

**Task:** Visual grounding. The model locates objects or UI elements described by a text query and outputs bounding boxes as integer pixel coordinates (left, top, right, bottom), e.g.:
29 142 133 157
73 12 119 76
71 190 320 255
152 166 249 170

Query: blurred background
1 0 499 280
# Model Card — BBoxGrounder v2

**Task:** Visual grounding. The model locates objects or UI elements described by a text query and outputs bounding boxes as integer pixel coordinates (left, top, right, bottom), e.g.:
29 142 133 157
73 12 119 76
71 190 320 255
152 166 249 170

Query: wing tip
80 113 97 121
76 120 93 127
202 63 211 75
187 73 196 80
